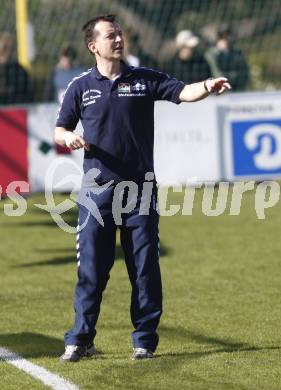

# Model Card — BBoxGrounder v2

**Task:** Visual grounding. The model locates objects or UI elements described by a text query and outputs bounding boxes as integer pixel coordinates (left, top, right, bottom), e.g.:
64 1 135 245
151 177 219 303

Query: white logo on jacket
131 81 146 92
82 89 101 106
118 83 131 93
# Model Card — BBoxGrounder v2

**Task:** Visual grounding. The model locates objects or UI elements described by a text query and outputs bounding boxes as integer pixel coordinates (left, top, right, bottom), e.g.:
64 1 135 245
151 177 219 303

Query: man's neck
95 58 122 80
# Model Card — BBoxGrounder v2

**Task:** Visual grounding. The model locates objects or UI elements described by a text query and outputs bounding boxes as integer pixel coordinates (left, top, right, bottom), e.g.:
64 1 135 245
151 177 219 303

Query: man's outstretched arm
179 77 231 102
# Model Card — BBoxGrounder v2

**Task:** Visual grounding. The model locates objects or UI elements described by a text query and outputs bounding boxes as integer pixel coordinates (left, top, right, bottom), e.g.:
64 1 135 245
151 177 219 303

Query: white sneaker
60 344 96 362
132 348 154 360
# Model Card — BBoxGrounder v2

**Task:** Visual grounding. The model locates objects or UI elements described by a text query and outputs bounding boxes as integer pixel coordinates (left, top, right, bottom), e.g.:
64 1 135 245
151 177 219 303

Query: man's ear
88 41 97 55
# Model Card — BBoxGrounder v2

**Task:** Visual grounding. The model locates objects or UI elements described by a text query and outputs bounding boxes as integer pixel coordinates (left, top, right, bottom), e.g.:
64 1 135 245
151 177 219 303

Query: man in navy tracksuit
55 14 231 362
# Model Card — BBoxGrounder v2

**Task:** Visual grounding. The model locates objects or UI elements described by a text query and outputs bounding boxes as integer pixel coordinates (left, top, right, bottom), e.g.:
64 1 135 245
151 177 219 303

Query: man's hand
64 132 90 151
54 127 90 151
179 77 232 102
205 77 232 94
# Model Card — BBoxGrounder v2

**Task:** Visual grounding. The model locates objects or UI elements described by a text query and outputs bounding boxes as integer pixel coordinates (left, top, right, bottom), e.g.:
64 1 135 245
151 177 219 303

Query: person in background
0 32 31 105
123 29 140 67
45 45 85 103
173 30 212 85
205 25 250 91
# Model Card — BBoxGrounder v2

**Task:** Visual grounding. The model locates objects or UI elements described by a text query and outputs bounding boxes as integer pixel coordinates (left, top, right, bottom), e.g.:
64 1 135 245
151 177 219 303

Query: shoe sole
132 355 154 360
60 354 96 363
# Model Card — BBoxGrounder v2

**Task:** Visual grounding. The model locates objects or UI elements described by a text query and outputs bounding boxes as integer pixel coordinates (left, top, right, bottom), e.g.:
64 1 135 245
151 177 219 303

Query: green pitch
0 188 281 390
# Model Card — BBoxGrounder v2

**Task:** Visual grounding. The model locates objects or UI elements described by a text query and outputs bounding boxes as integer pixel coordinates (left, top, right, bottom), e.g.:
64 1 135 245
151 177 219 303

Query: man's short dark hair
82 15 116 48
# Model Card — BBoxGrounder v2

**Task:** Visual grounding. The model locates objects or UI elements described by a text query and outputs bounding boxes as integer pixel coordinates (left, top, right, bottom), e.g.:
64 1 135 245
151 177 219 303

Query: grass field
0 188 281 390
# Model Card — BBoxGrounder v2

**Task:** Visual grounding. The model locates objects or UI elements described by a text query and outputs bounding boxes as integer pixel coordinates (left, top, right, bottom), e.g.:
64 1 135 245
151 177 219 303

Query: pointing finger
217 77 229 83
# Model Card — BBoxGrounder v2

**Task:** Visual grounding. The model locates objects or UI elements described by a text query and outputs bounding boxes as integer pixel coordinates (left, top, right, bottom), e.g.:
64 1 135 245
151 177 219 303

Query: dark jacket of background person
172 30 212 84
0 32 31 105
174 52 212 85
44 46 85 103
205 26 249 91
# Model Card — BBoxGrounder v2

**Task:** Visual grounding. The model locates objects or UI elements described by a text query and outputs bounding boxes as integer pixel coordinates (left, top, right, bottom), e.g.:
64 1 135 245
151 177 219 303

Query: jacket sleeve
148 69 185 104
56 80 81 129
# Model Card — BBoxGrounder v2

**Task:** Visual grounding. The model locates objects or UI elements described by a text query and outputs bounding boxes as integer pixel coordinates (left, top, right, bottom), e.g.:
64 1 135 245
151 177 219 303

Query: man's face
90 21 124 60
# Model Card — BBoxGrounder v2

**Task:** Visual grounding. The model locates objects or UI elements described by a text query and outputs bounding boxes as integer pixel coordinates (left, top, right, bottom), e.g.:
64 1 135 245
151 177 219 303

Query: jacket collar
91 60 133 80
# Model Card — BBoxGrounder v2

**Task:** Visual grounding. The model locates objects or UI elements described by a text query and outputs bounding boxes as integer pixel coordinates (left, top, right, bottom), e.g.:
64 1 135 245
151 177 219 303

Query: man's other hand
64 132 90 151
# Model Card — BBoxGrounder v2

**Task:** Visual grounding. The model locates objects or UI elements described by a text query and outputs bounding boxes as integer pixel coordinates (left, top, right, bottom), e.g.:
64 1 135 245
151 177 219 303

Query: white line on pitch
0 347 79 390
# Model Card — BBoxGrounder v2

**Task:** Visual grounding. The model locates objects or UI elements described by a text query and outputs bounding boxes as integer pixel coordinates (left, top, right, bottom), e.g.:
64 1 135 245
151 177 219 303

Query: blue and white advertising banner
218 92 281 181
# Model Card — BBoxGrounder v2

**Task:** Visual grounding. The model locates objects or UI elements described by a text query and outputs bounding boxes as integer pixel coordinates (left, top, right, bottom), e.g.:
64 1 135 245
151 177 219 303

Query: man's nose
115 34 122 43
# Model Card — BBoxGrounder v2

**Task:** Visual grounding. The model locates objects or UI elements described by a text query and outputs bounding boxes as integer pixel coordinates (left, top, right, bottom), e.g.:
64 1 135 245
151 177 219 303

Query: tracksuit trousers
64 184 162 352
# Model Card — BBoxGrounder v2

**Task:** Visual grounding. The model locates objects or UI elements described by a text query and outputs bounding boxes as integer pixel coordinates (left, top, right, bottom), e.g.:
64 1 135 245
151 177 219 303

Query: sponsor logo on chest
118 81 146 97
118 83 131 93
